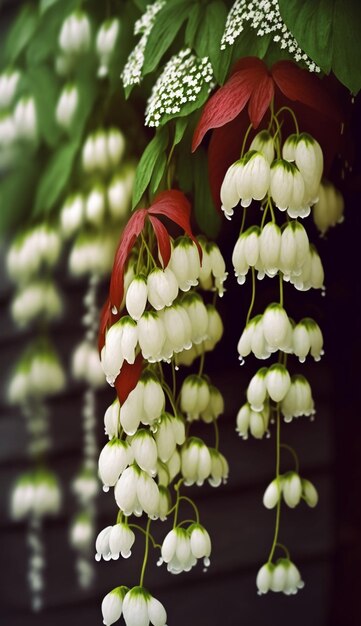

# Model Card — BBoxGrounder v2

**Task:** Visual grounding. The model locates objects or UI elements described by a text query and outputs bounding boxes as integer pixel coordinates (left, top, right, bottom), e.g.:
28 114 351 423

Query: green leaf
142 0 191 75
185 4 202 47
26 0 78 65
0 160 39 234
192 148 221 238
132 126 169 208
4 4 38 64
34 139 80 215
193 1 229 85
173 117 188 146
27 65 61 148
279 0 361 94
39 0 60 14
149 151 167 196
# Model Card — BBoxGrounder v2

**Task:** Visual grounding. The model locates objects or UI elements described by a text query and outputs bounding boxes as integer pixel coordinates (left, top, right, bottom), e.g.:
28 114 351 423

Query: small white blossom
101 316 138 385
236 401 270 439
147 267 179 310
85 185 106 226
59 11 91 56
292 318 324 362
55 83 78 129
313 180 344 235
169 237 201 291
60 193 84 237
281 374 315 422
98 439 133 490
13 96 37 142
101 586 128 626
180 375 210 421
96 18 120 77
181 437 212 486
154 413 185 463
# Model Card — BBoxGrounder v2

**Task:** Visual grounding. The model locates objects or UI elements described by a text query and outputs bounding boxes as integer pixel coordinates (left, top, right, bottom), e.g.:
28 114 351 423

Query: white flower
181 292 208 344
115 466 160 518
180 375 210 421
220 160 242 218
60 193 84 237
263 478 281 509
250 130 275 164
85 185 106 226
123 587 167 626
289 244 325 292
137 311 166 362
281 374 315 422
302 478 319 507
107 128 126 168
70 513 94 550
72 341 105 388
236 401 270 439
130 429 158 476
262 303 293 352
95 525 113 561
282 472 303 508
258 222 281 278
279 220 309 278
13 96 37 142
270 159 309 218
96 18 120 77
11 471 61 520
107 167 135 220
0 69 20 109
160 527 196 574
159 304 192 357
292 318 324 362
236 150 270 207
11 280 62 327
256 562 274 595
72 469 99 504
147 267 178 310
198 238 228 295
55 83 78 129
313 180 344 235
246 368 268 412
232 226 261 284
104 398 120 439
101 316 138 385
208 449 229 486
126 274 148 321
141 370 166 423
102 586 128 626
294 133 323 205
203 304 224 351
181 437 212 486
98 439 133 489
265 364 291 402
157 486 171 520
200 385 224 423
154 413 185 463
59 11 91 56
109 523 135 559
257 559 304 595
169 237 200 291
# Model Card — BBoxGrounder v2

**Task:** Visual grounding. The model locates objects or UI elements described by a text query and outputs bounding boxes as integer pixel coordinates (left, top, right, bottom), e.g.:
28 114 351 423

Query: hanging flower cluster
97 189 227 624
192 54 346 597
221 0 320 73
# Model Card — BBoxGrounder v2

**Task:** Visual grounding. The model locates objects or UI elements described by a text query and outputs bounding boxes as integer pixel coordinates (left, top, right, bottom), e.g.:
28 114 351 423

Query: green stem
139 517 151 587
129 523 161 549
171 360 177 398
141 232 157 268
163 382 178 415
213 419 220 451
240 123 254 157
179 496 200 524
280 443 300 474
268 404 281 563
239 207 247 236
275 542 290 560
198 351 205 376
279 272 284 307
177 518 198 527
246 266 256 325
276 106 300 135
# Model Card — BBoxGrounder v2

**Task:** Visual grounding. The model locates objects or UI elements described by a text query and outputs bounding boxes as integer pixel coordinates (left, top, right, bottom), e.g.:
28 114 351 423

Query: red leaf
272 61 341 123
149 215 172 267
109 208 147 308
230 56 268 76
149 189 202 260
115 354 143 404
192 64 267 151
248 73 274 128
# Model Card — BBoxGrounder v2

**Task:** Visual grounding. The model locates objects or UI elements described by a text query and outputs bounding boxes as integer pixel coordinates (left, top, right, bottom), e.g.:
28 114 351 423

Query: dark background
1 1 361 625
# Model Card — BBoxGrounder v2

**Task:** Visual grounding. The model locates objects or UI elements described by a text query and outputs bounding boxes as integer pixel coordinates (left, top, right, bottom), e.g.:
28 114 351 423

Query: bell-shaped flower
95 525 113 561
257 559 304 595
109 523 136 559
147 267 178 311
181 292 208 344
122 586 167 626
157 486 171 521
313 180 344 235
55 83 78 130
200 385 224 423
198 238 228 295
294 133 323 205
258 222 281 278
282 472 303 508
289 244 325 292
180 375 210 421
126 274 148 321
85 185 106 226
107 167 135 220
220 160 243 219
98 439 133 490
106 128 126 168
279 220 310 278
13 96 37 142
265 364 291 403
270 159 309 218
181 437 212 486
159 304 192 358
246 367 268 412
302 478 319 507
232 225 261 285
169 236 200 291
137 311 166 362
96 18 120 77
203 304 224 351
189 523 212 569
102 586 129 626
101 316 138 385
154 413 185 463
208 448 229 487
104 398 120 439
292 318 324 362
130 429 158 476
262 303 293 352
59 10 91 56
70 512 94 551
236 401 270 439
263 478 282 509
236 150 270 207
250 129 275 164
141 370 165 424
115 465 160 518
60 193 84 237
160 527 196 574
281 374 315 422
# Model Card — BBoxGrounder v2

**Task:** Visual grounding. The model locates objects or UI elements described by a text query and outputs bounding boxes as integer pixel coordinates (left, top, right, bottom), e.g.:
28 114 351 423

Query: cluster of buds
159 523 211 573
232 220 324 291
7 224 61 284
237 304 323 363
263 472 318 509
11 279 62 328
82 128 125 174
221 131 323 220
11 470 61 520
180 375 224 422
69 229 120 277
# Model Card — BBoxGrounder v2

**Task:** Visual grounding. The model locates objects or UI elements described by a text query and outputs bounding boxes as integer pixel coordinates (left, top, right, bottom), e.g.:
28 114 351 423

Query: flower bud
147 267 179 310
101 586 128 626
130 429 157 476
180 375 210 420
220 160 242 219
60 193 84 237
250 130 275 164
246 368 268 412
137 311 166 362
59 11 91 56
96 19 120 77
282 472 302 508
126 274 148 321
265 364 291 402
98 439 133 489
236 150 270 207
13 96 37 142
313 180 344 235
55 83 78 129
302 478 319 507
263 478 281 509
169 237 200 291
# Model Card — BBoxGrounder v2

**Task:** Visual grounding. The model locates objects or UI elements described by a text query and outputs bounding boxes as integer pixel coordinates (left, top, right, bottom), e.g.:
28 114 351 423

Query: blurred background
0 1 360 625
